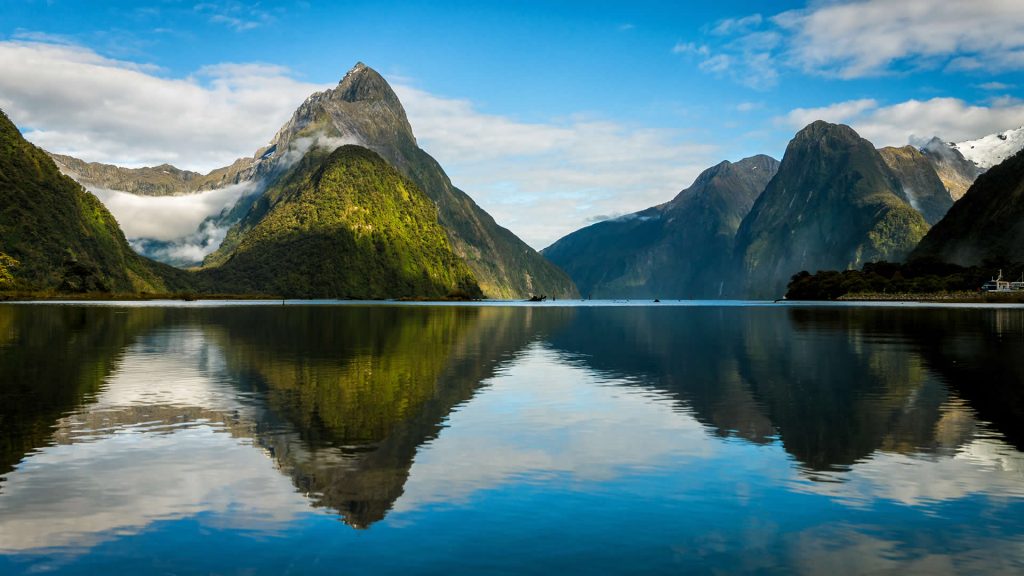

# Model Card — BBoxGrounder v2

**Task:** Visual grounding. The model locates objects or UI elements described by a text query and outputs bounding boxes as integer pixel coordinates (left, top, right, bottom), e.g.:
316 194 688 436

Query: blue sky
1 0 1023 248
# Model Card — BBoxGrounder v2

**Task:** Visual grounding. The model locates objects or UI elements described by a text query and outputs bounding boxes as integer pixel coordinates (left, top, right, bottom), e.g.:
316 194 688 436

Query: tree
0 252 19 290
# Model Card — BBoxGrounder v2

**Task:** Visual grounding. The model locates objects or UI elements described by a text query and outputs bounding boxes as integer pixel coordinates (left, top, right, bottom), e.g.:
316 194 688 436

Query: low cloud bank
89 181 259 241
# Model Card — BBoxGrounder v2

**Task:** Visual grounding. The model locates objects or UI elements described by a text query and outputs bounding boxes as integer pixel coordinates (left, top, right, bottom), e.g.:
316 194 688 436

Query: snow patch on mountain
953 127 1024 169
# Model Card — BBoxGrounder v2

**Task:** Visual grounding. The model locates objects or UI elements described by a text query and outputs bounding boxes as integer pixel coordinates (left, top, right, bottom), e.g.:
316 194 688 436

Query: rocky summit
734 121 929 298
204 62 577 299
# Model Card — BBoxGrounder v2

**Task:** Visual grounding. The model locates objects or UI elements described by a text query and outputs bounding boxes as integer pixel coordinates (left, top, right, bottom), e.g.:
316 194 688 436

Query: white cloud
394 85 717 249
777 97 1024 147
0 40 331 172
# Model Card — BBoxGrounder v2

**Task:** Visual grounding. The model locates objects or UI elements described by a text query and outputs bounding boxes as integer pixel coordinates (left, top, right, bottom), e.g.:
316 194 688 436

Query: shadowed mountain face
202 63 577 299
911 149 1024 267
878 145 954 225
734 121 929 298
0 109 188 293
195 145 482 299
543 155 778 299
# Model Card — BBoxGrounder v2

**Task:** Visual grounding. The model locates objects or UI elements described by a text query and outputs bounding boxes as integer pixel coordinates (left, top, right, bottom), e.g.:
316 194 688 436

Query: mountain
542 155 779 298
910 149 1024 266
877 145 953 224
0 109 188 293
919 137 984 201
952 126 1024 170
49 153 256 196
196 145 481 299
734 121 929 298
203 62 576 299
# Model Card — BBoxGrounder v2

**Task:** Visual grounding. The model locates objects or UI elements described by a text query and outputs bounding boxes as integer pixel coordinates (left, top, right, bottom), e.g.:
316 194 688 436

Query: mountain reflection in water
0 303 1022 574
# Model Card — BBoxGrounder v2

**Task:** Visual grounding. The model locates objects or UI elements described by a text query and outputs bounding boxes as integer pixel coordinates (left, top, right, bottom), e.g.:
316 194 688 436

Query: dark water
1 302 1023 575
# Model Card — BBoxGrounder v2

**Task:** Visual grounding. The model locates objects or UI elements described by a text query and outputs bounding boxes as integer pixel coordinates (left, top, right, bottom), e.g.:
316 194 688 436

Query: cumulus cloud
777 97 1024 147
679 1 1024 86
0 40 331 172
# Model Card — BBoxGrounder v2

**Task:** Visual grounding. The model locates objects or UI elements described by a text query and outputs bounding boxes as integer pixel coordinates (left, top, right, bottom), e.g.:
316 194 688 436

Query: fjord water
1 303 1023 574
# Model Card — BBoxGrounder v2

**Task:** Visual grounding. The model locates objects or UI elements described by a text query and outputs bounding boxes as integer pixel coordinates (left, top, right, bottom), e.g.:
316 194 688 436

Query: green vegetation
0 252 18 290
785 260 1016 300
0 109 191 294
198 145 482 299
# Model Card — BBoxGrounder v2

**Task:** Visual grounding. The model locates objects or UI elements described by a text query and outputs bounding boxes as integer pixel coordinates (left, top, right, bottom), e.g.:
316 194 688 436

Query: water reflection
0 303 1022 574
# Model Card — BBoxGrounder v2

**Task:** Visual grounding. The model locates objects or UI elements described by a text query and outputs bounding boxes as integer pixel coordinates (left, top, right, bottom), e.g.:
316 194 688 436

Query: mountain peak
333 61 400 106
792 120 860 144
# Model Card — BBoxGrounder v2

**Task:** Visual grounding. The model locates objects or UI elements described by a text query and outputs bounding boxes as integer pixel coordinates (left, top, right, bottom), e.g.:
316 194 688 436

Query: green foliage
0 252 18 290
786 260 1007 300
200 145 483 299
0 109 183 294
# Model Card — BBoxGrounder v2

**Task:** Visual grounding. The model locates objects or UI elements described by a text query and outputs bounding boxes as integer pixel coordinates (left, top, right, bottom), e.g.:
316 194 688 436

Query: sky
1 0 1023 250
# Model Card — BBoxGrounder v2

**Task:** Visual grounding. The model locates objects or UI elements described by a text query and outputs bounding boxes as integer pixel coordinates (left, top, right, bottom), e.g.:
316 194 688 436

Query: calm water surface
1 302 1023 574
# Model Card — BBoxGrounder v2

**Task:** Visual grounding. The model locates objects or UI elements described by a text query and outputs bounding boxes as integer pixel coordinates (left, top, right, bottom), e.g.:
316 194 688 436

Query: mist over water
1 303 1023 574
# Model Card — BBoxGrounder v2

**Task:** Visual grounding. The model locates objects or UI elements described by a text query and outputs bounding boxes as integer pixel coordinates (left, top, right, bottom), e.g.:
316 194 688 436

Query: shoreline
835 291 1024 303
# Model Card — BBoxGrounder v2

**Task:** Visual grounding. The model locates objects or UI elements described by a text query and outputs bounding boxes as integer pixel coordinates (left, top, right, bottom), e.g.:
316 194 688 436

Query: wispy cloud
977 82 1015 91
194 2 274 32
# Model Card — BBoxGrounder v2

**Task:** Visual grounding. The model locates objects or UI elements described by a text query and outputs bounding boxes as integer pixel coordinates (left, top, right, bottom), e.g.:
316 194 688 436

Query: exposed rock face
197 145 482 299
919 137 984 201
543 155 778 298
734 121 929 298
911 149 1024 266
48 153 256 196
878 145 954 225
205 63 577 299
0 108 187 293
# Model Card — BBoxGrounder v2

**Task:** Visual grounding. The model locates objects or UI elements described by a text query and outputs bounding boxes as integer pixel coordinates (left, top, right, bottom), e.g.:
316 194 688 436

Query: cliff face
878 145 954 225
734 121 928 298
543 155 779 298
